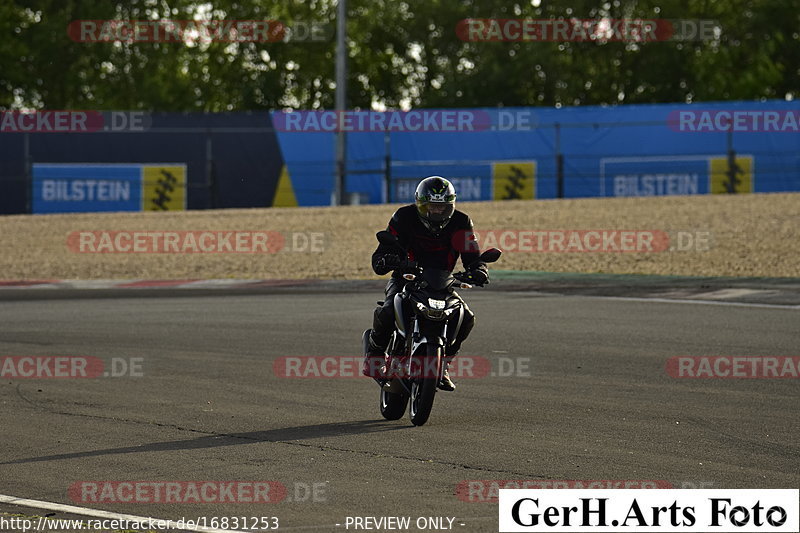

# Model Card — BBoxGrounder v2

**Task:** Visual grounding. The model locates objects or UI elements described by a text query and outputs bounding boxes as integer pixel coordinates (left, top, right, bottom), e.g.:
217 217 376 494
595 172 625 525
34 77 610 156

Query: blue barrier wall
1 102 796 214
273 100 800 206
0 112 284 214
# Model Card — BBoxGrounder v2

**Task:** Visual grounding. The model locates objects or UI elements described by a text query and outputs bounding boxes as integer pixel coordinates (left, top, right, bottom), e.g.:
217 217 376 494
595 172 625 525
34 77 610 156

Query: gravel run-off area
0 193 797 280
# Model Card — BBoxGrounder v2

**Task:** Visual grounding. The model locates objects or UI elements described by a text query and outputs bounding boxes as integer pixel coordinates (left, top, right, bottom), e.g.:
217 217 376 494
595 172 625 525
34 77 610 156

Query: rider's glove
465 267 489 287
376 254 402 270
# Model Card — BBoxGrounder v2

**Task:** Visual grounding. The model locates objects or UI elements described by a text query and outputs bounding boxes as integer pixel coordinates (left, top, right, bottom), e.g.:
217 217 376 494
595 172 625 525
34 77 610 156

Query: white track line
506 291 800 309
591 295 800 310
0 494 246 533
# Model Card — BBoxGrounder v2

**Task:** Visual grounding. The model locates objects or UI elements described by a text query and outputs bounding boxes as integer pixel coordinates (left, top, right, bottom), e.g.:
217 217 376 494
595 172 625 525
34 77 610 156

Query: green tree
1 0 797 111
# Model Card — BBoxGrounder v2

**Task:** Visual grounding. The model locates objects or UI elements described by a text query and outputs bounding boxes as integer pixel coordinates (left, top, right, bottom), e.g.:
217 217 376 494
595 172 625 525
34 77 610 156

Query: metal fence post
725 121 740 193
205 131 216 208
384 129 391 203
24 133 32 214
555 122 564 198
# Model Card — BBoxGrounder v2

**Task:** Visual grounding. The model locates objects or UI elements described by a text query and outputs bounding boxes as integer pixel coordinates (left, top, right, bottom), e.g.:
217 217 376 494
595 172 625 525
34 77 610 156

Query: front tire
380 386 409 420
409 343 441 426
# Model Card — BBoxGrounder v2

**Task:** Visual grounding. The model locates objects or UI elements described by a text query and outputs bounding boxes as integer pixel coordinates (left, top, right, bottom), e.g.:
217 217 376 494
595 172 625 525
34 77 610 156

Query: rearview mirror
479 247 502 263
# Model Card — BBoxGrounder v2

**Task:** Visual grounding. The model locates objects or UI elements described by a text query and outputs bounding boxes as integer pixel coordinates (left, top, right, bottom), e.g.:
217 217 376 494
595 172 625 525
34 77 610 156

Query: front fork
387 293 465 387
406 317 447 384
392 292 465 354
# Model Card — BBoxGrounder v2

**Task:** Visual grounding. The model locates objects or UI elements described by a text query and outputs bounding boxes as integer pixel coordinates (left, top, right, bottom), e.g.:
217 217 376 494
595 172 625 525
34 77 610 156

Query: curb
0 279 319 290
1 273 799 307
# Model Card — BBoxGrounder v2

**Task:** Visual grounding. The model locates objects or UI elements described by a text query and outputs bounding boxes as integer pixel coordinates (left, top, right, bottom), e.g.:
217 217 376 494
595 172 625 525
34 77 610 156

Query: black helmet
415 176 456 233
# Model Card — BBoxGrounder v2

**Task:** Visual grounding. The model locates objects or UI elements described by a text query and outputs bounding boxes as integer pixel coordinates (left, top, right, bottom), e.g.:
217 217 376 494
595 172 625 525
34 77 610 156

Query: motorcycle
363 230 501 426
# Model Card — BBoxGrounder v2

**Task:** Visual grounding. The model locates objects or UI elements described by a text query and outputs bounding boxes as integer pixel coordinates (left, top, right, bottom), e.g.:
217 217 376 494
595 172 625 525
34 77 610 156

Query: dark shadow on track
0 419 408 465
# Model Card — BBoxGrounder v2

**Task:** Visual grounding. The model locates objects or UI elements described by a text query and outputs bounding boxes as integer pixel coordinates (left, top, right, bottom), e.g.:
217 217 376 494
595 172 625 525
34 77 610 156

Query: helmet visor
419 201 454 222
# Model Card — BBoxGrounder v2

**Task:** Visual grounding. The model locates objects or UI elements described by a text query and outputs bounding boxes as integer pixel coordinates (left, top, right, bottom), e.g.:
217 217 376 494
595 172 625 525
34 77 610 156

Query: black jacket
372 205 487 277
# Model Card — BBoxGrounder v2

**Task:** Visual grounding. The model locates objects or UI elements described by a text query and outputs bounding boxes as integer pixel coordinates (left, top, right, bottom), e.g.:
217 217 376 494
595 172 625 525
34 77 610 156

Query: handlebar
452 271 477 289
400 270 478 290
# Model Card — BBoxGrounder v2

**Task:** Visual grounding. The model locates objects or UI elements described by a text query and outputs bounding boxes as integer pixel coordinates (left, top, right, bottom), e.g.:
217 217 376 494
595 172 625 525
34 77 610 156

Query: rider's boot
438 353 457 391
362 329 387 378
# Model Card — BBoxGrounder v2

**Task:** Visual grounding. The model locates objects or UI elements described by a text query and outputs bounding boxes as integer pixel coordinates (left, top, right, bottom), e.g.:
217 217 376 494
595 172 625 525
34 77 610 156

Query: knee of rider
376 303 393 322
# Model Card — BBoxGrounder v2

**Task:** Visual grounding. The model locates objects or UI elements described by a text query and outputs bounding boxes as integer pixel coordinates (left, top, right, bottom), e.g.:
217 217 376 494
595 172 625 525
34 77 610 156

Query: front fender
415 318 448 347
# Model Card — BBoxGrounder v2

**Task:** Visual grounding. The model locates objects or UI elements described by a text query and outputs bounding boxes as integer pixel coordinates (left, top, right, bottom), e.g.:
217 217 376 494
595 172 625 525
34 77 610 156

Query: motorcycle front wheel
379 385 409 420
409 343 441 426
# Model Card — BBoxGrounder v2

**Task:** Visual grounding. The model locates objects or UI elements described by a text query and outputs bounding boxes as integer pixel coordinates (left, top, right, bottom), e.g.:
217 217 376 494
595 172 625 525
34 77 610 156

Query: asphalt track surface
0 284 798 532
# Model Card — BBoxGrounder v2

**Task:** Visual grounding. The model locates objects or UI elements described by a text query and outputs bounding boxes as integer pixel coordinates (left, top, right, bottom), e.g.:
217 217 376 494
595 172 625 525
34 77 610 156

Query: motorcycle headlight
428 298 445 310
414 300 445 320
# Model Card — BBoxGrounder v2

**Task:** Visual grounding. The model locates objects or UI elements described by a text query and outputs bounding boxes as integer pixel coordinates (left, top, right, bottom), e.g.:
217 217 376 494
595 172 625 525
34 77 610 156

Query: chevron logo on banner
493 161 535 200
710 155 753 194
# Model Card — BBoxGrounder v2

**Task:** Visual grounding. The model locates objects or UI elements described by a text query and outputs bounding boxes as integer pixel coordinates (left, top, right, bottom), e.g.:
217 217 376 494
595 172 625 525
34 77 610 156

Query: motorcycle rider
363 176 489 391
